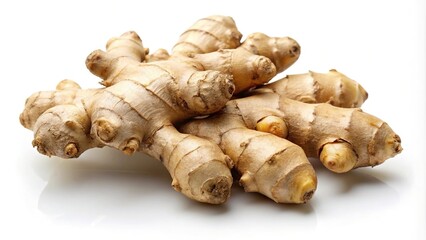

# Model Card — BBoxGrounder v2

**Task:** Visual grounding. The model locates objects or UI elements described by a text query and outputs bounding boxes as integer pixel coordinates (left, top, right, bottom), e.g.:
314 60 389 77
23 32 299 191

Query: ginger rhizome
22 30 236 204
181 110 317 203
20 15 402 205
20 15 303 204
181 70 402 177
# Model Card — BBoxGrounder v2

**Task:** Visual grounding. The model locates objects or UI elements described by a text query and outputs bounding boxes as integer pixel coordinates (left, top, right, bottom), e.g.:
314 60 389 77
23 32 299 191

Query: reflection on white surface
310 159 401 217
28 148 317 226
24 147 402 231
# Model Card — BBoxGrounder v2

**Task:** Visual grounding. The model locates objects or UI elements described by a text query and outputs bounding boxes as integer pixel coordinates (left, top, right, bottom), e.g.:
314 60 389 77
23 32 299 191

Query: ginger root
21 30 235 204
20 15 302 204
181 70 402 175
180 108 317 203
20 15 402 205
263 69 368 107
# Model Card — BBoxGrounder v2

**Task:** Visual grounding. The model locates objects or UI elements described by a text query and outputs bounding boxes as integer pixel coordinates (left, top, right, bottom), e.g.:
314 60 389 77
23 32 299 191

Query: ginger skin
20 15 402 205
172 16 242 56
21 31 235 204
261 70 401 172
181 71 402 175
180 107 317 203
151 16 301 93
240 32 301 74
20 15 304 204
263 69 368 107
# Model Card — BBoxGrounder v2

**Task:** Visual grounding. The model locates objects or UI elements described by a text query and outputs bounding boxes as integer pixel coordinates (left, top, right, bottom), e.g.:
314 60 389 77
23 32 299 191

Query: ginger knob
256 116 288 138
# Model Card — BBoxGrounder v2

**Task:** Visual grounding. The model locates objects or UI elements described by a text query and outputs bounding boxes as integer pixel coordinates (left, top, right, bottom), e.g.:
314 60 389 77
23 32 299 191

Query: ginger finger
264 69 368 108
256 115 288 138
180 111 316 204
319 141 358 173
193 48 277 93
240 32 300 73
173 15 242 56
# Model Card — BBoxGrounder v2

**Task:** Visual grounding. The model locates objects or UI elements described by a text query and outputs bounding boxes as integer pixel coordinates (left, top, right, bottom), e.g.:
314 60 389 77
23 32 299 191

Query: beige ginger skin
263 70 401 172
20 15 402 205
180 108 317 203
149 17 301 93
20 15 303 204
21 30 236 204
181 70 402 177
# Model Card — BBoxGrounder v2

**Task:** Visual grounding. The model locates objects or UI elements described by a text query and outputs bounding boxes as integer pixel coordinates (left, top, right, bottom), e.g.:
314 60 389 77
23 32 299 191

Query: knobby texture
20 15 402 205
20 16 304 204
181 71 402 176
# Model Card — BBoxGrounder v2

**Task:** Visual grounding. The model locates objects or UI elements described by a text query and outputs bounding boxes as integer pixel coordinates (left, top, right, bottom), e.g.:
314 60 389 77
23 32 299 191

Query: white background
1 0 425 239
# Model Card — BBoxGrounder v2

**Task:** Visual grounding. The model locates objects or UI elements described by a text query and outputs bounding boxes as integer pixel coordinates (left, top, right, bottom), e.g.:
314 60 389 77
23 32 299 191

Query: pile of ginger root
20 15 402 204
